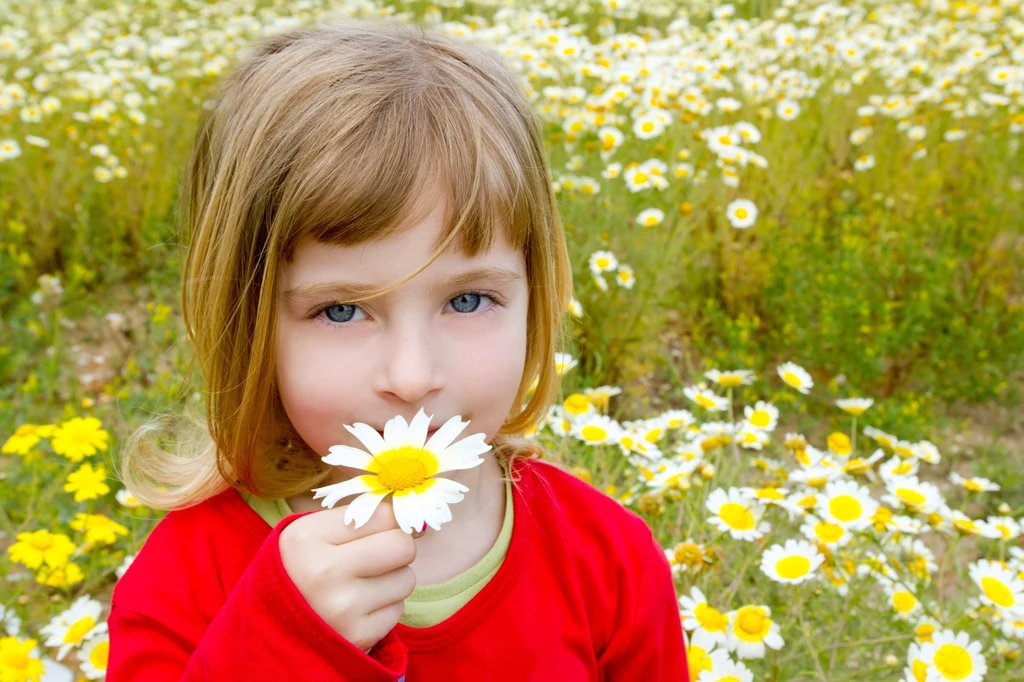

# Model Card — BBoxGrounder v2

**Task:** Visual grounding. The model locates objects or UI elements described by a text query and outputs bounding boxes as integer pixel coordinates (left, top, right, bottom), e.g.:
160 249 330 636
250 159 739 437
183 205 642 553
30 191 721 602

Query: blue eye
323 304 358 323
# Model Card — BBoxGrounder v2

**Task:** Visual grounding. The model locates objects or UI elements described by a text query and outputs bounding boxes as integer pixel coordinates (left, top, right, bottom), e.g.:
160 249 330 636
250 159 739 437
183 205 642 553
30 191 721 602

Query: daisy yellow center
90 641 109 668
719 502 755 530
829 495 862 522
933 644 972 679
892 591 916 613
719 678 741 682
596 257 609 269
694 603 729 632
912 660 928 682
373 447 435 492
717 375 745 387
581 425 608 442
688 646 712 678
981 576 1014 608
564 394 590 415
734 208 748 220
674 542 704 566
964 480 985 492
816 522 844 543
735 607 768 640
777 556 811 580
65 616 97 644
894 462 913 475
783 371 802 387
757 488 785 500
749 410 771 427
916 623 936 642
896 488 926 506
827 432 851 454
695 394 717 408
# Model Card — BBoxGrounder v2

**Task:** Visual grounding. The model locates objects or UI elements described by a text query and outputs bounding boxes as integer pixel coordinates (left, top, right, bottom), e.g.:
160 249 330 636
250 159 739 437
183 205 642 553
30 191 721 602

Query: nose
376 317 444 405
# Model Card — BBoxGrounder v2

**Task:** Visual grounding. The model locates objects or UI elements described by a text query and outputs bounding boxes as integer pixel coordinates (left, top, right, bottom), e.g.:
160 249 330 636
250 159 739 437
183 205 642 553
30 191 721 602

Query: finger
357 566 417 615
362 600 406 640
341 529 417 578
314 497 400 546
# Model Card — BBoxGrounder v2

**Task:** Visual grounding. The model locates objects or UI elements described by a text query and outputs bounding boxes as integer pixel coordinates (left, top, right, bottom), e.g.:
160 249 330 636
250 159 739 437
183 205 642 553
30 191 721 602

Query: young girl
107 17 688 680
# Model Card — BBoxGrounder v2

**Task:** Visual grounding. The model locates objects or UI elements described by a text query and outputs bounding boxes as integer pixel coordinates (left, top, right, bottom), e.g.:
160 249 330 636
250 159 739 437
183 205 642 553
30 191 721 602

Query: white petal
420 501 452 531
382 413 408 445
392 491 425 534
423 476 468 504
406 407 432 448
322 444 375 470
424 414 468 452
344 490 388 529
344 422 388 455
311 476 374 509
435 434 491 472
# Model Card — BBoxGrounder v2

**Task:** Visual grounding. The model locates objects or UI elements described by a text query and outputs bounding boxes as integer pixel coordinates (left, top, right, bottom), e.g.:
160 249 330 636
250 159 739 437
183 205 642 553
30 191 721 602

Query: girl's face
275 195 529 475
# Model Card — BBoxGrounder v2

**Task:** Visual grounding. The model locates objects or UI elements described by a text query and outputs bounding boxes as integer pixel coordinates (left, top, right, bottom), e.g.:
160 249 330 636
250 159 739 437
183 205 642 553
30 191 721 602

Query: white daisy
918 629 986 682
949 472 1000 493
77 631 110 680
313 408 490 534
706 487 770 541
799 514 852 549
760 539 825 585
777 361 813 394
570 414 624 446
684 386 730 412
678 586 730 646
38 596 107 662
743 401 779 431
726 199 758 228
554 352 578 375
725 604 784 659
968 560 1024 618
588 250 618 274
685 629 732 681
696 657 754 681
705 368 755 387
882 476 945 515
818 479 878 531
836 397 874 415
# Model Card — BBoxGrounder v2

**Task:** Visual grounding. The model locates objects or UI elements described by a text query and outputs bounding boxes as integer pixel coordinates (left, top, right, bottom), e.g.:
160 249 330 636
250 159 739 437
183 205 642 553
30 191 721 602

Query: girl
107 17 688 681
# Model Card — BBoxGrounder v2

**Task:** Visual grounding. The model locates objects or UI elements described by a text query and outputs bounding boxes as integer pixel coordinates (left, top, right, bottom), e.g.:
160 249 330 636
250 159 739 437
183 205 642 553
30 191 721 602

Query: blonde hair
118 17 574 510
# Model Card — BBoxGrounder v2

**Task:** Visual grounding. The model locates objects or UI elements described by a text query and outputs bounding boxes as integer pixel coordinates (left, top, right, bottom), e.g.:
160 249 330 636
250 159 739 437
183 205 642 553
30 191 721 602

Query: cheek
276 327 369 456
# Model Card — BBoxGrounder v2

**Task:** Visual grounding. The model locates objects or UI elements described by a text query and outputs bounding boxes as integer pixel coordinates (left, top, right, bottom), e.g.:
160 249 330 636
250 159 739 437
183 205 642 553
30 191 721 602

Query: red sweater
107 456 689 681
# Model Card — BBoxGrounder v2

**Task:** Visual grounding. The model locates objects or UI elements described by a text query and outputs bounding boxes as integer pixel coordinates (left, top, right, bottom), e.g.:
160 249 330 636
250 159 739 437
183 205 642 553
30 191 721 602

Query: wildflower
116 488 143 508
827 432 852 456
968 560 1024 618
918 630 986 682
836 397 873 415
843 448 884 476
2 423 55 456
882 476 944 515
313 408 490 534
588 250 618 275
776 99 801 120
760 539 825 585
705 369 754 388
976 516 1022 541
726 199 757 228
684 629 731 681
36 562 85 588
562 393 594 420
883 580 923 620
698 657 754 681
64 463 111 502
679 586 729 646
684 386 729 412
553 352 578 375
744 401 778 431
51 417 110 462
948 472 1000 493
0 139 22 161
706 488 769 541
69 513 129 549
662 409 695 430
25 135 50 147
777 362 813 394
8 530 76 569
854 154 875 171
635 208 665 227
665 539 713 575
818 479 878 531
0 637 45 680
800 514 852 549
615 265 635 289
725 604 784 659
570 414 624 446
38 596 107 662
78 631 109 680
567 297 583 318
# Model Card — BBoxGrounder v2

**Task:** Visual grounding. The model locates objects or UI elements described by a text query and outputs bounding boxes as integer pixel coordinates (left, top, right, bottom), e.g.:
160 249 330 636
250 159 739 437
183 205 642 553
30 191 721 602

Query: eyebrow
282 265 523 304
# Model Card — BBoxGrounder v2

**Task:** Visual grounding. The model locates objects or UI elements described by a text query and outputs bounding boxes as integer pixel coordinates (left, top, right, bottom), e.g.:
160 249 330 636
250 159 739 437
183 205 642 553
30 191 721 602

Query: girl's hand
279 499 417 653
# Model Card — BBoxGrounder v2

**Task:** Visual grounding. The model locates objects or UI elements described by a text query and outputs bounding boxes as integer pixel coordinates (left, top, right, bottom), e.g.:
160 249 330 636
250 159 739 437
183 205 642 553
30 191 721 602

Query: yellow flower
827 432 852 456
0 637 46 682
1 424 55 456
7 530 76 570
36 562 85 588
69 513 129 549
64 463 111 502
51 417 109 462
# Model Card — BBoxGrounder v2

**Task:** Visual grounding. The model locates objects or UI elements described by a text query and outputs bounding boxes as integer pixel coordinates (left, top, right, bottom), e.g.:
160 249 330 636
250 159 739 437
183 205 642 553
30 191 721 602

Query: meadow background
1 0 1023 679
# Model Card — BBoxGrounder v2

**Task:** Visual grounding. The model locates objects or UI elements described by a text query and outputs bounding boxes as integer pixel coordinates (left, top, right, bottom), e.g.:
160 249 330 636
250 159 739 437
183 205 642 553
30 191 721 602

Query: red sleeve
595 516 690 681
107 512 408 681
